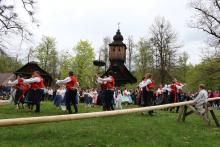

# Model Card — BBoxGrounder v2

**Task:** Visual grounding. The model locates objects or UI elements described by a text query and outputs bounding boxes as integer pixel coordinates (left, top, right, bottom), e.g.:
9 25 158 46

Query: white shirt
194 89 208 104
56 77 71 85
139 79 152 88
56 89 66 97
48 89 53 95
23 77 41 84
157 88 163 95
8 80 18 86
176 83 184 90
97 76 112 84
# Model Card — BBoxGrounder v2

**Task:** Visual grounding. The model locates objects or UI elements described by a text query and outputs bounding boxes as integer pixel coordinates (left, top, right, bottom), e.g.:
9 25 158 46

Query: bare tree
149 16 180 84
189 0 220 49
0 0 36 48
126 35 135 71
100 36 111 71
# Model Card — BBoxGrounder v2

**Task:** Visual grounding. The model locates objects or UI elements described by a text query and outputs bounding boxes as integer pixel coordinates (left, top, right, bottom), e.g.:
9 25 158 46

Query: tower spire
117 22 120 30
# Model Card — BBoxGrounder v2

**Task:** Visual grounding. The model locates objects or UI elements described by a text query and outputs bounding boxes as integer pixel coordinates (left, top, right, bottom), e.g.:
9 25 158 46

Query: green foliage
134 38 151 77
35 36 58 77
185 56 220 91
0 55 22 72
72 40 96 88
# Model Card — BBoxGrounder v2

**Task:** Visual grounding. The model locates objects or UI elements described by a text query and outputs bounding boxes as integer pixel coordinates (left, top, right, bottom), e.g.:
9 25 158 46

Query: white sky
11 0 208 64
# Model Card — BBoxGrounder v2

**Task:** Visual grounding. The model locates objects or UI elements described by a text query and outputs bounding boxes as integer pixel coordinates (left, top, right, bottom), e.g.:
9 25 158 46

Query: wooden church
102 29 137 86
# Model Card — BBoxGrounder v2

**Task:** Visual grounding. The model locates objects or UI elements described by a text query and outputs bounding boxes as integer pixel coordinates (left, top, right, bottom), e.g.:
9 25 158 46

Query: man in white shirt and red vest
56 71 78 114
97 75 108 110
23 71 45 113
139 73 155 116
97 71 115 111
8 74 26 109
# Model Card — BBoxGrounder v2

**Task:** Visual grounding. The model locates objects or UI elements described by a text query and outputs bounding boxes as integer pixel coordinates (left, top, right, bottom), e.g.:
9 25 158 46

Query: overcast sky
12 0 208 64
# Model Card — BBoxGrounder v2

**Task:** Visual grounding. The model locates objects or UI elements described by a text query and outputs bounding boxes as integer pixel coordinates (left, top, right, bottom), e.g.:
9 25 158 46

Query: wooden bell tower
102 28 137 86
109 29 126 65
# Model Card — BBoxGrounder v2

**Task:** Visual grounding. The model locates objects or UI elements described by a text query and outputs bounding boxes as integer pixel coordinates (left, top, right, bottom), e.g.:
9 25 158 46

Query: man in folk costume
97 71 115 111
8 74 26 109
97 75 108 110
139 73 155 116
56 71 78 114
23 71 45 113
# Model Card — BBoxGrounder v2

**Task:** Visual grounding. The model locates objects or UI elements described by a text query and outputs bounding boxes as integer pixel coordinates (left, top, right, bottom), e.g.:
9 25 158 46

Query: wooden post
210 110 220 127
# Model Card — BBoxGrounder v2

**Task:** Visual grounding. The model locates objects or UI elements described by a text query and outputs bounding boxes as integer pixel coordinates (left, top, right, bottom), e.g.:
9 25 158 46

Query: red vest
66 76 77 90
15 78 25 89
101 83 108 89
31 76 44 89
171 83 177 93
147 79 155 90
38 78 44 89
107 76 115 89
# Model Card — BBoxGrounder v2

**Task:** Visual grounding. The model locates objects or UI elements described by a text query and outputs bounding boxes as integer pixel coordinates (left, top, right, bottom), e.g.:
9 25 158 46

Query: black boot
35 104 40 113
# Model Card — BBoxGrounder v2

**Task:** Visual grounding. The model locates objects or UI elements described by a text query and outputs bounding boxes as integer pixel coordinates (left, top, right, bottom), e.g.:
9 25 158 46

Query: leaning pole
0 97 220 127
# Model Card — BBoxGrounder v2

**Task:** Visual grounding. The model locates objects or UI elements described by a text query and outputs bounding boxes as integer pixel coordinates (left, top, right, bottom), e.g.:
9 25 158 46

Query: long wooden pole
0 97 220 127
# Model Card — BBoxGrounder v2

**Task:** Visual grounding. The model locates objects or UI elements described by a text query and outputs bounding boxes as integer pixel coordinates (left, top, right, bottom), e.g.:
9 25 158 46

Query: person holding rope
56 71 79 114
23 71 45 113
139 73 155 116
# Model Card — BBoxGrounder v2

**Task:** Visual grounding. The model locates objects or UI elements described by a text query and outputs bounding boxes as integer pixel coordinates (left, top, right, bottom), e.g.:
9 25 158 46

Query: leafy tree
134 38 151 78
59 51 73 79
173 52 189 83
73 40 96 88
0 55 22 72
35 36 58 78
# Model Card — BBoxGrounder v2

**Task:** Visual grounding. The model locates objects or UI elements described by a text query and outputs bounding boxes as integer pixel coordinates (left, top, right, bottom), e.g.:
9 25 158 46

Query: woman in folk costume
56 71 79 114
92 89 98 107
23 71 45 113
54 85 66 108
115 90 122 110
169 78 184 112
139 73 155 116
155 84 164 105
8 74 26 109
121 88 130 105
170 79 184 103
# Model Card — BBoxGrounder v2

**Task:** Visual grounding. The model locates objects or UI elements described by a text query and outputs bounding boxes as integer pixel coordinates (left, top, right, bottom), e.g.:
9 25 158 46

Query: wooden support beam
0 97 220 127
210 110 220 127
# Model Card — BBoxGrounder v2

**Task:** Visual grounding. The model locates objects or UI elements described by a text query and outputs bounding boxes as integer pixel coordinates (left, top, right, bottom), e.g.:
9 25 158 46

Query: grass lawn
0 102 220 147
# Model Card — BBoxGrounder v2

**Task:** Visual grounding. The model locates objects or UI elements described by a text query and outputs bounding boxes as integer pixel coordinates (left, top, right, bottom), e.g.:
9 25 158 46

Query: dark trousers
14 88 24 105
143 90 154 114
34 89 44 112
103 90 114 111
99 89 107 110
65 89 78 114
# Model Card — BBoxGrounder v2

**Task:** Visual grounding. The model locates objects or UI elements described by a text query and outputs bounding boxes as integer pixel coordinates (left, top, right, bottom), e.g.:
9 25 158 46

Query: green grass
0 102 220 147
